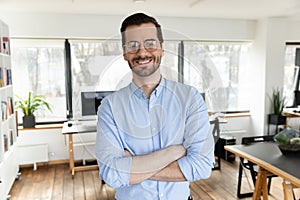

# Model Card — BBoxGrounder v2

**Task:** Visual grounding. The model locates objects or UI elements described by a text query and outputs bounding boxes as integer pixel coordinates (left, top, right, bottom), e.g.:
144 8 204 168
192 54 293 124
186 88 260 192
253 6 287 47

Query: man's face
123 23 164 77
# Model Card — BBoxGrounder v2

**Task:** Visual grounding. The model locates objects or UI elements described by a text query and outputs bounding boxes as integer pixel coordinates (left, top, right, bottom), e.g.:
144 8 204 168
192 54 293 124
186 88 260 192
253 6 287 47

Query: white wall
248 19 268 135
0 11 256 41
264 19 289 133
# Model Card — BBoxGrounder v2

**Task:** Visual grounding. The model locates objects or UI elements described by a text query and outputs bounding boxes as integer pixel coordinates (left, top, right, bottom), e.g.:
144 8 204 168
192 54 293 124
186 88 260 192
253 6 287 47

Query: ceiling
1 0 300 20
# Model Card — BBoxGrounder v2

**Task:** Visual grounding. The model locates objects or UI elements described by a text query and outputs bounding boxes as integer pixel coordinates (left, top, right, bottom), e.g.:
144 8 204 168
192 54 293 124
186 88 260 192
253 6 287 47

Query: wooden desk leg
282 180 294 200
253 167 269 200
68 134 75 176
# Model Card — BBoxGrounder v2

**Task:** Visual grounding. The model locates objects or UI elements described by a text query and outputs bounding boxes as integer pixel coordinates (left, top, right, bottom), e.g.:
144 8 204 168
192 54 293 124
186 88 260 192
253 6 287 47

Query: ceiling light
133 0 146 3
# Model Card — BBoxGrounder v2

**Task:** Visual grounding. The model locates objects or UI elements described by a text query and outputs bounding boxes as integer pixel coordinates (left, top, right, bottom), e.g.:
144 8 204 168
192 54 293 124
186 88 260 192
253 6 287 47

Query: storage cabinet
0 19 19 200
215 135 236 161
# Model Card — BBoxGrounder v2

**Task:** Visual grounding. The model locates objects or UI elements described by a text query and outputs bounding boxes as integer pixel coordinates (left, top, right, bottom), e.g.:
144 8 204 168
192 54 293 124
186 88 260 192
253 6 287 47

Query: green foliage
274 128 300 145
290 137 300 145
274 131 290 145
269 88 286 115
14 91 52 116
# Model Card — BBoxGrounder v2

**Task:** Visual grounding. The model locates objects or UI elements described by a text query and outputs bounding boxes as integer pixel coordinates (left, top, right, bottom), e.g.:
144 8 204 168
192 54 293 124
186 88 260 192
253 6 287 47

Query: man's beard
129 55 161 77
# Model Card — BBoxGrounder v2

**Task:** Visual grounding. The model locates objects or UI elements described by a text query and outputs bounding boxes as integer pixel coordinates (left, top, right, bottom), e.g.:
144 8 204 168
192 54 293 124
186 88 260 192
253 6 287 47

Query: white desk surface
62 120 97 134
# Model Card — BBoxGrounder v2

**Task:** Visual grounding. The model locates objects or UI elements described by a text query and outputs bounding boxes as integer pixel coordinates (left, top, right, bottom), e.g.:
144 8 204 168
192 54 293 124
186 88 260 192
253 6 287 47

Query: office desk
225 142 300 200
283 109 300 118
62 121 98 177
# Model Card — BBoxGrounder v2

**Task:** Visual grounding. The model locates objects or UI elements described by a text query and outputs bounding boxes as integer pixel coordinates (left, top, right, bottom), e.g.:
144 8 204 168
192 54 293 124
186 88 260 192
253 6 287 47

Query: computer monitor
80 91 114 118
294 90 300 107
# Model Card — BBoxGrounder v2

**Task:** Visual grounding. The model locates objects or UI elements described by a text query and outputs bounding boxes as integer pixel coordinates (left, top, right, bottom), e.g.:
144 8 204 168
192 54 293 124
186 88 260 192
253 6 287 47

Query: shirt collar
129 76 165 99
154 76 165 97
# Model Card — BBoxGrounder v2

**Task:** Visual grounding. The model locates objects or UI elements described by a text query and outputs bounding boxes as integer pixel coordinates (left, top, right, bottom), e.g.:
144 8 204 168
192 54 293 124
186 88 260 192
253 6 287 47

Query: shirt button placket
160 193 164 198
149 94 156 134
152 127 156 132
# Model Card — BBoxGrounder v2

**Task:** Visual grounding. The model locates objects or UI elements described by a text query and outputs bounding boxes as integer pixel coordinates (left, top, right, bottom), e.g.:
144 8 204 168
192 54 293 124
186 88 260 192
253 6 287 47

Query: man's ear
123 52 128 61
160 43 165 57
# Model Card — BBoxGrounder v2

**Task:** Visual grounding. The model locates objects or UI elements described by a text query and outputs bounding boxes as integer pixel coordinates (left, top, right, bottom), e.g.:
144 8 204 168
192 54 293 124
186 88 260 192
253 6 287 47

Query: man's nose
136 43 147 55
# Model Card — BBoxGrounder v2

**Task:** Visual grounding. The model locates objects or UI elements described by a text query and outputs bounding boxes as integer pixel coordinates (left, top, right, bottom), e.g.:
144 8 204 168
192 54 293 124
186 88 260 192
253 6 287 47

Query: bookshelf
0 20 19 200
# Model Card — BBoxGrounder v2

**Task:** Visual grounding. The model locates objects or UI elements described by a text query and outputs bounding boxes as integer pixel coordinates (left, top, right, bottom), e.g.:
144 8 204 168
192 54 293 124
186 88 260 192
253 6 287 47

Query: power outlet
49 152 55 157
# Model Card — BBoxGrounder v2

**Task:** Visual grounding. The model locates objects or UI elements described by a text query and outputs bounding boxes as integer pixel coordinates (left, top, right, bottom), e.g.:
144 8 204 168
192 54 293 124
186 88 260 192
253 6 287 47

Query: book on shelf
0 67 12 87
3 134 8 152
2 37 10 55
6 68 12 85
9 129 14 146
0 20 2 53
7 97 13 116
0 20 10 55
2 67 6 87
1 100 7 121
0 67 2 87
0 67 5 87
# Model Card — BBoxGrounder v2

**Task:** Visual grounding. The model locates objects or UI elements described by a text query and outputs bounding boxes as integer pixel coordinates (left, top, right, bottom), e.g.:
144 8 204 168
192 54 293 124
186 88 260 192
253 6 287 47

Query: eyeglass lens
125 39 158 53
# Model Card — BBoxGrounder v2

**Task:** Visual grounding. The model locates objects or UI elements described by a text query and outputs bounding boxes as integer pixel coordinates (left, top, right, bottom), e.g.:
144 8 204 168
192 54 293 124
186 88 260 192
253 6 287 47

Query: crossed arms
125 145 187 185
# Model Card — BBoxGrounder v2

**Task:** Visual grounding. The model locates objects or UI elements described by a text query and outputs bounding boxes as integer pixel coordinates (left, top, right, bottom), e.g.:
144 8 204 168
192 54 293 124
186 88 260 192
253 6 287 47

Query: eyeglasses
124 39 159 54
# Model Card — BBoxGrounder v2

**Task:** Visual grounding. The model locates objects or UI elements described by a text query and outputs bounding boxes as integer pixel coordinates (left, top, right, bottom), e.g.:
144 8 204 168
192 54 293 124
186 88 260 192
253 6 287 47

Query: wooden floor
9 159 285 200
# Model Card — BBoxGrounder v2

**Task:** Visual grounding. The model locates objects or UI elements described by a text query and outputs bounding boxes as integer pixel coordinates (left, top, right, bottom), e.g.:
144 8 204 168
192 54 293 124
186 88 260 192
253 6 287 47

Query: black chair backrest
241 135 274 145
210 117 220 143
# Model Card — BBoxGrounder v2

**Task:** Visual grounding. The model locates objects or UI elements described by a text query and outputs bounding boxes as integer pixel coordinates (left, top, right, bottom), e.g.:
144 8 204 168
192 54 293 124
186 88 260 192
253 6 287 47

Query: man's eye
146 42 155 47
145 40 157 48
128 42 139 48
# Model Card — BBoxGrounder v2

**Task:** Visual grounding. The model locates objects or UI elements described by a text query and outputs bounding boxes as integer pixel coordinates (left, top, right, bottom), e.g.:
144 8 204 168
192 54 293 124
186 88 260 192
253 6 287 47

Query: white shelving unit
0 19 19 200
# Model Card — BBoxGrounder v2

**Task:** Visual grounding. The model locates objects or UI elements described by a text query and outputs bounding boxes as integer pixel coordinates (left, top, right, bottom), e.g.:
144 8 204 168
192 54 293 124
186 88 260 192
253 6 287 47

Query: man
95 12 215 200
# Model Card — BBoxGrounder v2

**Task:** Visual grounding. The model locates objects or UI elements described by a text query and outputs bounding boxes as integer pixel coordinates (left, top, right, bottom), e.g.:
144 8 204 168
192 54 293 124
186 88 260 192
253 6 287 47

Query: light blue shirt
95 77 214 200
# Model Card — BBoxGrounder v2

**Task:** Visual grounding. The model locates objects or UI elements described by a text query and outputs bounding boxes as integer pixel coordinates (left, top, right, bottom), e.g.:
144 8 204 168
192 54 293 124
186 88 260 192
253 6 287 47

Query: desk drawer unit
216 135 236 161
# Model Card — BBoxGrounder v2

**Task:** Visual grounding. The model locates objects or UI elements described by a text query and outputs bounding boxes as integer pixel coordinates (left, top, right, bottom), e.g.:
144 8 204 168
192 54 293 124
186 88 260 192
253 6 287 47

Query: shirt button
152 128 156 132
160 193 164 197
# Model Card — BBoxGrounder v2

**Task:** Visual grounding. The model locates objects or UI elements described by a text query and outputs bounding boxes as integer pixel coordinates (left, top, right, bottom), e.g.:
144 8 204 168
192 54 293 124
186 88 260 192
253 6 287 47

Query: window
183 41 251 112
11 39 66 123
284 44 300 107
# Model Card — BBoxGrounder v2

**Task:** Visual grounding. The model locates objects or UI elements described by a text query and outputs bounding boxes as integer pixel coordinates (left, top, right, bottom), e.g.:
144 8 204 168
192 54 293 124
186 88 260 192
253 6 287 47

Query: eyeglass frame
123 39 162 54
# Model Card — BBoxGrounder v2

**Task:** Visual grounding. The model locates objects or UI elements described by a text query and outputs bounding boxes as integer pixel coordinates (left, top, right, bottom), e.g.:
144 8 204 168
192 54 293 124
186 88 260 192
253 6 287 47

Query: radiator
16 143 48 170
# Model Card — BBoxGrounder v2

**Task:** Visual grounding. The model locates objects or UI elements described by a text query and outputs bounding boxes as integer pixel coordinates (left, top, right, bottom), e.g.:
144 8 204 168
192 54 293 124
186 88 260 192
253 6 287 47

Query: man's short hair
120 13 164 46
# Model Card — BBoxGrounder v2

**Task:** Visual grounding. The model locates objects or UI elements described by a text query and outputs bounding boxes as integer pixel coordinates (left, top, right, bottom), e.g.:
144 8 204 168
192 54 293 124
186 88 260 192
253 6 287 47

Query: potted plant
14 91 52 128
268 88 287 125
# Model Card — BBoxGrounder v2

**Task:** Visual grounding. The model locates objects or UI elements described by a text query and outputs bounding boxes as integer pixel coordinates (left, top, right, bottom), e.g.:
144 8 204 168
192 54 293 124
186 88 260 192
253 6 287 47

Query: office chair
210 117 221 170
237 135 277 198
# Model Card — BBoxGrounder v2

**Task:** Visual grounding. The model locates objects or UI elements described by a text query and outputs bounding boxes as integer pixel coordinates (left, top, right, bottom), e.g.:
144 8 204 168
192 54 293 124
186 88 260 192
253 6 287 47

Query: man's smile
133 56 153 66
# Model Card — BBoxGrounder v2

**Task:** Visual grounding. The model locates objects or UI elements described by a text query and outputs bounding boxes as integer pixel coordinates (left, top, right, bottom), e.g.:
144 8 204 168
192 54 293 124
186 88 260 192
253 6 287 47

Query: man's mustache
132 56 153 62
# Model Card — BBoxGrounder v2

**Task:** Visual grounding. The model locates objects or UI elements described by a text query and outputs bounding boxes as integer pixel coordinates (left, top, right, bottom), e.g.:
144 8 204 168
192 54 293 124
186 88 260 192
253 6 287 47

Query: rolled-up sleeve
95 97 132 188
177 90 215 182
